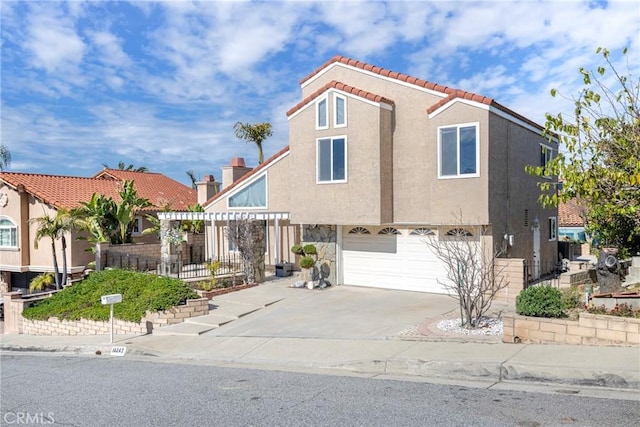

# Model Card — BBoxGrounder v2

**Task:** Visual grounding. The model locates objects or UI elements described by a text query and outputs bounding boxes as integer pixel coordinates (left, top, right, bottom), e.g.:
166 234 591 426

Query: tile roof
203 145 290 208
558 198 586 227
286 80 394 117
302 55 545 132
0 169 196 212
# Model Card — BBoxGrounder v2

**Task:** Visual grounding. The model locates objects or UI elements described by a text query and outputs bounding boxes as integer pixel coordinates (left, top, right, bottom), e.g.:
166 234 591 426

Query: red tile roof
301 55 545 132
0 169 196 211
558 198 586 227
203 145 290 208
286 80 394 117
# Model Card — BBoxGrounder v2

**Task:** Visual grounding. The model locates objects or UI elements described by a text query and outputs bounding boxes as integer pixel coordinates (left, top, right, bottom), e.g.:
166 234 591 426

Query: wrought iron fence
104 249 245 281
523 259 562 288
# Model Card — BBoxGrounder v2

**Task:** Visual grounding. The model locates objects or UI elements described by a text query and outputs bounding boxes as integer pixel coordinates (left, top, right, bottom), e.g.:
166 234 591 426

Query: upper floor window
316 97 328 130
540 145 554 167
548 217 557 241
438 123 479 178
0 217 17 248
334 94 346 127
229 175 267 208
317 137 347 183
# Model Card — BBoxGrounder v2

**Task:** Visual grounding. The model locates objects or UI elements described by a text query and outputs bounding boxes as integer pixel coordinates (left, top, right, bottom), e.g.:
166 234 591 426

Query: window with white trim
0 217 17 248
132 217 143 235
228 175 267 208
317 136 347 183
334 94 346 127
540 145 553 167
548 217 557 241
438 123 479 178
316 97 328 129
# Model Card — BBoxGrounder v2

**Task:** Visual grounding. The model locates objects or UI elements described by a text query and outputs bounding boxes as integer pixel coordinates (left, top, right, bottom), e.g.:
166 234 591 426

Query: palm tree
32 214 62 289
186 170 198 190
102 161 149 172
115 180 152 244
0 143 11 171
233 122 272 164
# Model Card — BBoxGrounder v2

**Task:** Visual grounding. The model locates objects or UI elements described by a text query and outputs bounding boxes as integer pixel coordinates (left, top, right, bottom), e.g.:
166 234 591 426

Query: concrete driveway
204 275 460 340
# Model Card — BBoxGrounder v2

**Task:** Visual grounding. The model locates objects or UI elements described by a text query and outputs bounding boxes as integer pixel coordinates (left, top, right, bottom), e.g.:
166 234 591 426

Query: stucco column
160 219 172 275
2 292 26 334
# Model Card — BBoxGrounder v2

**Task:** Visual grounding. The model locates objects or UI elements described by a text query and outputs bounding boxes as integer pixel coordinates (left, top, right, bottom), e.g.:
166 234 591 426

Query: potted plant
299 255 315 286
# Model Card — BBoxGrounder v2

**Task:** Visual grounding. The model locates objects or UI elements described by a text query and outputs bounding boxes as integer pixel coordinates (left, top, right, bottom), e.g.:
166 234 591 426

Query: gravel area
436 317 503 336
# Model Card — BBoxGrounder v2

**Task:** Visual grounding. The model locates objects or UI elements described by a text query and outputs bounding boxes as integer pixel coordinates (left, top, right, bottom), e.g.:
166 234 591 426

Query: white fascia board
288 88 392 121
428 97 553 143
158 211 290 221
301 62 447 98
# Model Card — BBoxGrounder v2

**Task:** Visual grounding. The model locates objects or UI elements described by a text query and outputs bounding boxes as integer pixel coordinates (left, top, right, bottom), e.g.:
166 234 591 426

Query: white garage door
342 226 454 294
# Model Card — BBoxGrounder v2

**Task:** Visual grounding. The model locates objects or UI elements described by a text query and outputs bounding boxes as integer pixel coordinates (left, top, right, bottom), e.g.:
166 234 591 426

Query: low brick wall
4 292 208 336
494 258 525 304
503 312 640 346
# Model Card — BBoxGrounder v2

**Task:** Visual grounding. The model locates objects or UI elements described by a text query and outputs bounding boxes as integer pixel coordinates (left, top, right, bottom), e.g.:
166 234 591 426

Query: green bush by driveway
23 269 199 323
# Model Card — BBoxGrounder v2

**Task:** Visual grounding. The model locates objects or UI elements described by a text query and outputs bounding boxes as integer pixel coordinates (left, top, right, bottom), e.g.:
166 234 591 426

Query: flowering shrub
164 227 185 246
585 303 640 318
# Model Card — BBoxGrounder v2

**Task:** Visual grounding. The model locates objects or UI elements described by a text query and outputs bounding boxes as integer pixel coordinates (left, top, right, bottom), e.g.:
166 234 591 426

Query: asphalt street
1 354 639 427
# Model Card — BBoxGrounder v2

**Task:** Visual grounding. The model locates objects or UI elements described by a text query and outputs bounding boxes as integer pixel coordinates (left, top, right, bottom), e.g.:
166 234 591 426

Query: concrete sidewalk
2 275 639 392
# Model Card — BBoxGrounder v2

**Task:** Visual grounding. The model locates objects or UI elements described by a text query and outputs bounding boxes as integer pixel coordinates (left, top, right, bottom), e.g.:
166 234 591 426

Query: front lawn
23 269 199 323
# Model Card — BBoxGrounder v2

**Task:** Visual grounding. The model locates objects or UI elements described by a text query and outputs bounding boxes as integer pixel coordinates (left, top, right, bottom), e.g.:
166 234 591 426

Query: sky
1 0 638 187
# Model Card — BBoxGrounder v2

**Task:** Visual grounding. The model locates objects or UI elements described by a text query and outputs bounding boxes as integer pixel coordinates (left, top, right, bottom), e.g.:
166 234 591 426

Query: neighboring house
0 169 196 291
167 55 559 294
558 198 588 241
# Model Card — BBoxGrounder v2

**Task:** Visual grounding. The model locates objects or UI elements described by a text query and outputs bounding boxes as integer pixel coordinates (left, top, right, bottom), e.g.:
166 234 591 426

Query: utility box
275 263 293 277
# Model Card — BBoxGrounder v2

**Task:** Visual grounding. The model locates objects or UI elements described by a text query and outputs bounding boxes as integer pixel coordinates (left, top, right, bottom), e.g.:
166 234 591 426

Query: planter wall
503 312 640 346
3 292 209 336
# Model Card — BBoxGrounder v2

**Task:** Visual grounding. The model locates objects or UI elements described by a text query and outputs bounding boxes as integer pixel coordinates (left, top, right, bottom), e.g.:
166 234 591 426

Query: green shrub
516 285 567 318
302 244 317 255
290 244 304 256
561 286 585 310
299 256 315 269
23 269 199 323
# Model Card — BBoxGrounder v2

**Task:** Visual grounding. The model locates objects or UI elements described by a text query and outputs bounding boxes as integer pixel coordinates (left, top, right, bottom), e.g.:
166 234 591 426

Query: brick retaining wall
503 312 640 346
4 293 208 336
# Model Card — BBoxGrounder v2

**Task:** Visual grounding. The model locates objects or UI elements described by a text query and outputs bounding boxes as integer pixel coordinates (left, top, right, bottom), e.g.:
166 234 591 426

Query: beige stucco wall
297 64 490 225
288 93 392 225
0 183 25 269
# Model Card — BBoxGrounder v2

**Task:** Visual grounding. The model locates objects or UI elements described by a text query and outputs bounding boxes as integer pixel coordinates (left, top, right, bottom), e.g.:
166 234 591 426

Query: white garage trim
341 225 479 294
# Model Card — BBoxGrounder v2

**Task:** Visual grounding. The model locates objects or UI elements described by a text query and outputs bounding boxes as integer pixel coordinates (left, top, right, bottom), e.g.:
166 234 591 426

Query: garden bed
194 283 258 300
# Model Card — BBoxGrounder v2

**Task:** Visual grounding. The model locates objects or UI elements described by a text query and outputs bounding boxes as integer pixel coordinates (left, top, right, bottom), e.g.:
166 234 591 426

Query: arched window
378 227 400 235
445 228 473 237
410 228 435 236
348 227 370 235
0 217 17 248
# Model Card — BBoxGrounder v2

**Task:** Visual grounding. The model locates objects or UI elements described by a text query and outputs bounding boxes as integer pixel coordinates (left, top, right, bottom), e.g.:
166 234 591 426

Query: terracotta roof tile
0 169 196 212
202 145 291 208
286 80 394 117
558 198 587 227
301 55 545 132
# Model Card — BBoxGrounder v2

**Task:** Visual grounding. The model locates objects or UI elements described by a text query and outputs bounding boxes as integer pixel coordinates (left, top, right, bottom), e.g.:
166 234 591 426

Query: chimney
196 175 220 204
222 157 252 190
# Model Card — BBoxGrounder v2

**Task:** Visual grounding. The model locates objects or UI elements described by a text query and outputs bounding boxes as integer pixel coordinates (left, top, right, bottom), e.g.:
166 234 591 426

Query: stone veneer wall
6 293 208 336
302 224 336 286
503 313 640 346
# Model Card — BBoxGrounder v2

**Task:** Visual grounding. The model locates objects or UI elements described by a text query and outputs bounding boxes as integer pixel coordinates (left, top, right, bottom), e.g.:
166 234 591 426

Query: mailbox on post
101 293 122 344
101 294 122 305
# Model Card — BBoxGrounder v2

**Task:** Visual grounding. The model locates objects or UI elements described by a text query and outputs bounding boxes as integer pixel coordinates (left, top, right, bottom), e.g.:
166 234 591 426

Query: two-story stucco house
0 169 197 292
178 56 559 295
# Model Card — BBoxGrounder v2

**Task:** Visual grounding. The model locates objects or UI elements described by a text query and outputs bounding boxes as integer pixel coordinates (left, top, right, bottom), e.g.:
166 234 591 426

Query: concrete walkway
2 275 639 393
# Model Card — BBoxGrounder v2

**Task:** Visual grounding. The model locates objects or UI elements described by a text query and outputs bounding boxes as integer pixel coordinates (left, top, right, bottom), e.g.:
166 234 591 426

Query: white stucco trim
302 62 447 98
158 212 290 221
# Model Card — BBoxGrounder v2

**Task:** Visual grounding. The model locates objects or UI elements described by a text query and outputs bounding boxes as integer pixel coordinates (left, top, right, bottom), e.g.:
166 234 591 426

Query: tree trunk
50 239 60 290
61 235 68 287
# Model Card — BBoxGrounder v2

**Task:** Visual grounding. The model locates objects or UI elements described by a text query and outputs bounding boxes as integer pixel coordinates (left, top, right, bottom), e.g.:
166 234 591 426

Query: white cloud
24 4 85 75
